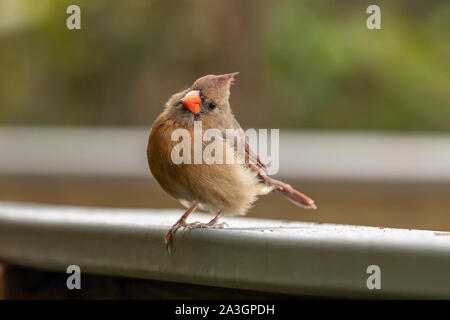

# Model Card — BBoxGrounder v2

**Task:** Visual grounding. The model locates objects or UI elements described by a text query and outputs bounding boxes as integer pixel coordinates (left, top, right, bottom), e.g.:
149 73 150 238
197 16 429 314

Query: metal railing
1 200 450 298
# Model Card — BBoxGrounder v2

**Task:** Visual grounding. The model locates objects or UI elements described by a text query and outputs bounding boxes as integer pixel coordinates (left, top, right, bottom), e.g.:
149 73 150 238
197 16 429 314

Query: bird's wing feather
242 134 316 209
226 117 270 183
244 140 270 183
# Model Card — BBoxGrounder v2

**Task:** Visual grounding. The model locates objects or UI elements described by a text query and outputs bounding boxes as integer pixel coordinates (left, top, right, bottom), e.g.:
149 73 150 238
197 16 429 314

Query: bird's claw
186 221 229 229
164 230 173 254
164 214 228 254
211 222 229 229
184 221 202 228
164 221 185 254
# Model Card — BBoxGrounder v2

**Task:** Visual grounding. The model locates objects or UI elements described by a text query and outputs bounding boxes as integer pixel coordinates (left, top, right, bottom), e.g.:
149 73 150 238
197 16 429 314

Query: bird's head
166 72 239 124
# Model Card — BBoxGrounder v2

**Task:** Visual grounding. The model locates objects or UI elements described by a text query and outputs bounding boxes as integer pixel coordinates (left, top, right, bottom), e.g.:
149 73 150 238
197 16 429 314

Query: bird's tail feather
269 178 317 210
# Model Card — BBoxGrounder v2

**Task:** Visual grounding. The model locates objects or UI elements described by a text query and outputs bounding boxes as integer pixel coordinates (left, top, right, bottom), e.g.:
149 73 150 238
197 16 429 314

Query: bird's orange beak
182 90 202 115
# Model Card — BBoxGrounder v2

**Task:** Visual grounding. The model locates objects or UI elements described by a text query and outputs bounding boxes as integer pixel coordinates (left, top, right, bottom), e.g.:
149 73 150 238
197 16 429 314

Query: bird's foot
185 212 228 229
185 221 229 229
164 221 185 254
164 212 228 253
164 204 198 254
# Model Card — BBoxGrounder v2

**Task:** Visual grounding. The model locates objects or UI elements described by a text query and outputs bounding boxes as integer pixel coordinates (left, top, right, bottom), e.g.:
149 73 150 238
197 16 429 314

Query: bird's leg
164 203 197 253
186 211 229 229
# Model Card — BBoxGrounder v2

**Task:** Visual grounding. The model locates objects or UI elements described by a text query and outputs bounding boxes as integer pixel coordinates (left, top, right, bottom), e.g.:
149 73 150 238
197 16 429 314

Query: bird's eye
209 102 217 110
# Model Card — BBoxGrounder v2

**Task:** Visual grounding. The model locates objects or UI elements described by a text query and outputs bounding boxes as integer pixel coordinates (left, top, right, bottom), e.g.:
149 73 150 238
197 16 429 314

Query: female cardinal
147 73 316 252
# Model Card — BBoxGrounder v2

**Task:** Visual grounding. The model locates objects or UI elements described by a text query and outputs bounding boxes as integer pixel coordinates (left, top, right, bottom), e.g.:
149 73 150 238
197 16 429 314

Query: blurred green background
0 0 449 131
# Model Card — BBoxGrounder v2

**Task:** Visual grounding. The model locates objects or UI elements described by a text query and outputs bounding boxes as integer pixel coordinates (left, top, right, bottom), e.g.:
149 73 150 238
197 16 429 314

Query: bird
147 73 316 253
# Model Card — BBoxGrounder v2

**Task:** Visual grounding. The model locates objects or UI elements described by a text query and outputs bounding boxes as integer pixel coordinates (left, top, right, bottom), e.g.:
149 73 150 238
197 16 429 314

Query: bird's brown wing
226 117 270 184
244 139 270 183
244 137 316 209
226 119 315 208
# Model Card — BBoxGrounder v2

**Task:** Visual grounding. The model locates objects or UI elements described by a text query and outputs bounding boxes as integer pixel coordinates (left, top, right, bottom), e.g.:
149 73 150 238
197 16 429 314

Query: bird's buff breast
147 122 267 216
